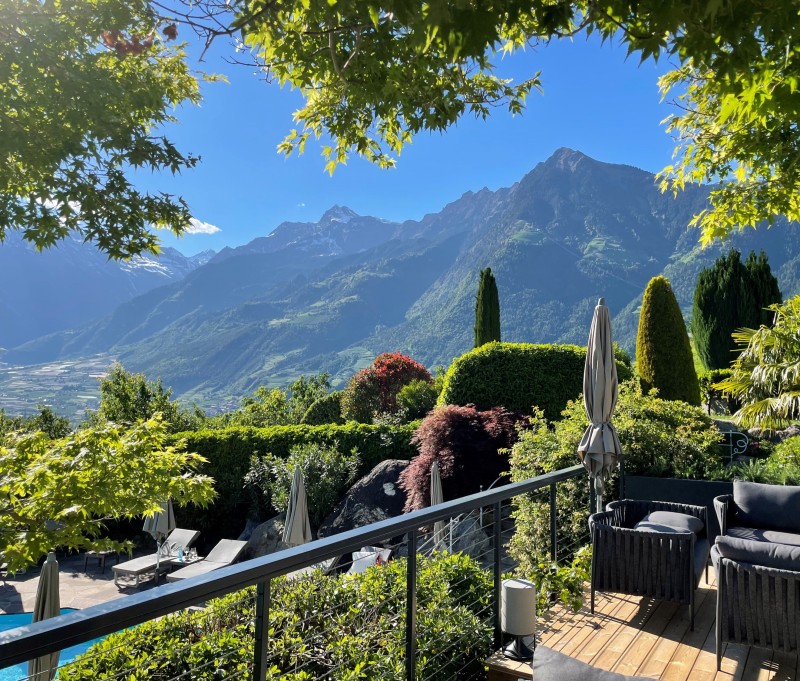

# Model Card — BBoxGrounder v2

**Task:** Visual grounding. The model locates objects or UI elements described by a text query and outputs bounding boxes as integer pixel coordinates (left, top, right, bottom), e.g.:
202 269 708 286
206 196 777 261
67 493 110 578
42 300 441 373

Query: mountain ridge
4 148 800 414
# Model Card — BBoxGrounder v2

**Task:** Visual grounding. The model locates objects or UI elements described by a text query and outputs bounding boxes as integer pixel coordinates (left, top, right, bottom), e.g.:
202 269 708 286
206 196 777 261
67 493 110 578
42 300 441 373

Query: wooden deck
538 571 799 680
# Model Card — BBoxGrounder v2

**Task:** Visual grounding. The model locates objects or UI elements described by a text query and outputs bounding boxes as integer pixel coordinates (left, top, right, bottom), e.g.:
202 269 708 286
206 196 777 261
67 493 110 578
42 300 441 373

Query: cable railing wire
0 464 587 681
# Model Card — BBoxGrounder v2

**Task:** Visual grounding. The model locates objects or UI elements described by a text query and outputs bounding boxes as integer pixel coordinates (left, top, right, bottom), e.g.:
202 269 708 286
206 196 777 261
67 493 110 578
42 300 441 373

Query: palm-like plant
716 296 800 430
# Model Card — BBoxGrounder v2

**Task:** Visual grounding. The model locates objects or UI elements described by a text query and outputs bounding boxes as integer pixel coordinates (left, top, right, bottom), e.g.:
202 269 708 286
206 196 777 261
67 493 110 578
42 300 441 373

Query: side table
83 550 118 573
485 651 532 681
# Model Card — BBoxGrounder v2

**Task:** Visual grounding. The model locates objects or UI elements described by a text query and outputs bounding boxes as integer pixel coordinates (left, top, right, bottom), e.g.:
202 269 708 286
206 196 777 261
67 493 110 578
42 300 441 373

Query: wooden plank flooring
538 572 799 680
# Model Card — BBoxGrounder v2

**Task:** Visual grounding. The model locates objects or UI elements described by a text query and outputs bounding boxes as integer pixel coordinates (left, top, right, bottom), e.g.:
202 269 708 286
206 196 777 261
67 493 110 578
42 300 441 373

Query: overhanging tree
1 0 205 258
0 416 215 572
474 267 501 348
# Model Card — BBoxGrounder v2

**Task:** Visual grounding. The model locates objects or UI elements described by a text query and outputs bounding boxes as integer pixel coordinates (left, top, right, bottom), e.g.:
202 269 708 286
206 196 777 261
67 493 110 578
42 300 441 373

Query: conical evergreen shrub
474 267 501 347
692 249 781 370
637 276 701 405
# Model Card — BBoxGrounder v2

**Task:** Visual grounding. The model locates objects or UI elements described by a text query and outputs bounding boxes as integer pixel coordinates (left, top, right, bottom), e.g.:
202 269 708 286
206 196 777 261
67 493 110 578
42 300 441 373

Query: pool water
0 609 103 680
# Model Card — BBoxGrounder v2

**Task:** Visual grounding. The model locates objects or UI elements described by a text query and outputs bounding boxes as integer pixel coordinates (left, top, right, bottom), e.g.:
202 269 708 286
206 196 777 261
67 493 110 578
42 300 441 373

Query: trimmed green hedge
300 390 344 425
170 423 418 546
438 342 633 420
60 552 493 681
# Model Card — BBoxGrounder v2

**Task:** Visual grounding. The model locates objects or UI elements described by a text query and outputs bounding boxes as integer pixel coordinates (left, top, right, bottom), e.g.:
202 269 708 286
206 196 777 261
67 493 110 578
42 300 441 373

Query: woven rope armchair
589 499 710 630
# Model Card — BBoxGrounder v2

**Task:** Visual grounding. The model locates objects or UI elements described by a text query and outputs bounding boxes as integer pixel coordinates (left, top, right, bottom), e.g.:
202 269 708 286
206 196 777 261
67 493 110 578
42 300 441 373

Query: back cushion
716 535 800 571
734 480 800 532
643 511 704 535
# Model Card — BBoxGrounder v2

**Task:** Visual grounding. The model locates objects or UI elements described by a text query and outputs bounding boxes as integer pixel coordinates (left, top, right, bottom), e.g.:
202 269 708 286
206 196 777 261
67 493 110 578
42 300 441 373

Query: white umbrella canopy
430 461 446 548
577 298 623 513
283 467 312 547
28 553 60 681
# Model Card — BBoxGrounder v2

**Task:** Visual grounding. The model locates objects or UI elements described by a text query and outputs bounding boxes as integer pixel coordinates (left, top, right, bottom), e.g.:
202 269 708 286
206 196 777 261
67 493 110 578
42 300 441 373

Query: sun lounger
113 528 200 587
166 539 248 582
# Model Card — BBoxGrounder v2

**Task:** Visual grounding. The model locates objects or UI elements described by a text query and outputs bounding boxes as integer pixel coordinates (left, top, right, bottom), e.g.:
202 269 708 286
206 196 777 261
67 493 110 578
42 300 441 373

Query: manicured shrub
637 276 701 406
396 379 439 421
300 390 344 425
399 405 523 512
59 552 493 681
245 442 360 528
509 381 724 573
438 342 633 419
169 423 417 546
341 352 433 422
474 266 501 347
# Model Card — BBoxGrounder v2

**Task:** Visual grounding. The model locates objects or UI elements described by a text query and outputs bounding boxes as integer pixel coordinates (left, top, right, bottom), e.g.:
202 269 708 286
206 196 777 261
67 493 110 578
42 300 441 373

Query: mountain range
3 148 800 413
0 233 214 350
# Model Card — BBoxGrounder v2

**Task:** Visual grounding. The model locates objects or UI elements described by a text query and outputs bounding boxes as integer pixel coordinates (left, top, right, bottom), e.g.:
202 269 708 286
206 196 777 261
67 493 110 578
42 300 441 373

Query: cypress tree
745 250 782 327
692 249 780 370
474 267 501 348
637 276 701 405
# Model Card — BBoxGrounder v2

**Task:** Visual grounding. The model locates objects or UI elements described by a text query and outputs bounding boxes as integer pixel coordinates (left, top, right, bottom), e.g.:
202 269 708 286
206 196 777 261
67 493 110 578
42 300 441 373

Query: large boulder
243 513 288 560
317 459 410 539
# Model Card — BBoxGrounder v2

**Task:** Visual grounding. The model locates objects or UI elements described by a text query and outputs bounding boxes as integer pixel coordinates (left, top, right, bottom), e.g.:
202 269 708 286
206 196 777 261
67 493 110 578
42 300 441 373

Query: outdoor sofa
589 499 710 630
713 480 800 668
167 539 248 582
112 528 200 587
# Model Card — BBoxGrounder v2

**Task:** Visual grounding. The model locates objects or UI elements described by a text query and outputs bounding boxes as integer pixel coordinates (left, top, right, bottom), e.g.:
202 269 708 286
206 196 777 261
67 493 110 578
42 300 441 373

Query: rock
317 459 410 539
243 513 288 560
747 424 800 444
446 512 491 562
712 419 737 433
237 518 261 542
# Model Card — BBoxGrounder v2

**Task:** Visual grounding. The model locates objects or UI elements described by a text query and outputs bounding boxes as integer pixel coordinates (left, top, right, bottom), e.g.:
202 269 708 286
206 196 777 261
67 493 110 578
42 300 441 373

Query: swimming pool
0 609 103 681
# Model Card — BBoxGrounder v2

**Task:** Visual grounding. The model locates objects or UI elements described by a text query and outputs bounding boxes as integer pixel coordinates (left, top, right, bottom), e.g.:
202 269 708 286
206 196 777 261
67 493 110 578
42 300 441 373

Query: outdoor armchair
589 499 710 630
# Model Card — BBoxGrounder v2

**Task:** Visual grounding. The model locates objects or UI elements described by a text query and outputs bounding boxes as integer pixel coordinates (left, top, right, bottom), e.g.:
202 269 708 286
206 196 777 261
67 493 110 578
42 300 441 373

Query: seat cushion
716 535 800 571
642 511 704 535
733 480 800 532
694 538 710 585
728 526 800 547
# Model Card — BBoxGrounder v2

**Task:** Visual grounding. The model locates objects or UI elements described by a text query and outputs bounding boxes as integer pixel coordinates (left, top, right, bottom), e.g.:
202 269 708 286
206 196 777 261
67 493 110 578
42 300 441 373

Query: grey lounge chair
113 528 200 587
167 539 248 582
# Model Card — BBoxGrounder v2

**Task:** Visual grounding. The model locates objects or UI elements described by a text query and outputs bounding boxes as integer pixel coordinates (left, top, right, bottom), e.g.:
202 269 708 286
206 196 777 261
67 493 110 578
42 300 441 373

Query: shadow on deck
538 572 799 680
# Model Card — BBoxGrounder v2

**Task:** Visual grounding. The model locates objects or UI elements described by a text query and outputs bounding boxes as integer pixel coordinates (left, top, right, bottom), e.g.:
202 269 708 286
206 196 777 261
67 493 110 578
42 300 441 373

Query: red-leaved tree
399 404 524 512
341 352 432 422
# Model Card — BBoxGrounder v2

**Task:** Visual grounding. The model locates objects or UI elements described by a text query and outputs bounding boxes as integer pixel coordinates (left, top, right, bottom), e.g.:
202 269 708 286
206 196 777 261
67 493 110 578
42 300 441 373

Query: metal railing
0 464 586 680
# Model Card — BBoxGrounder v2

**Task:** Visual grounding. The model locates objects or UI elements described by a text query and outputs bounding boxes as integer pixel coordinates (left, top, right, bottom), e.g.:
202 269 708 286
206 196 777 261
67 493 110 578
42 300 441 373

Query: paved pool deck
0 551 163 614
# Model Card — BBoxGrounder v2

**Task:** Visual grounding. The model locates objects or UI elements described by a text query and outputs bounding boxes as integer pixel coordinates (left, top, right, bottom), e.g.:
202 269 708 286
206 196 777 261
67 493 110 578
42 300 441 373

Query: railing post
406 529 418 681
549 483 557 563
254 579 270 681
493 500 502 649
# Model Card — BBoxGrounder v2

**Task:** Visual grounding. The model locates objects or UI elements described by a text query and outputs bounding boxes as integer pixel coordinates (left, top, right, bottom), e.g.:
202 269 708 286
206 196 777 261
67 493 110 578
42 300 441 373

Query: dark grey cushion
694 538 710 585
733 480 800 532
728 526 800 547
633 521 692 534
716 535 800 571
531 645 652 681
642 511 704 535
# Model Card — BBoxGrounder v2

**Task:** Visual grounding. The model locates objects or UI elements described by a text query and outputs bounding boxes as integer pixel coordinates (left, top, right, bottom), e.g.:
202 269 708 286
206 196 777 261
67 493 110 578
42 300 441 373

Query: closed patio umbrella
143 499 176 566
28 553 60 681
283 467 312 547
578 298 622 513
430 461 446 548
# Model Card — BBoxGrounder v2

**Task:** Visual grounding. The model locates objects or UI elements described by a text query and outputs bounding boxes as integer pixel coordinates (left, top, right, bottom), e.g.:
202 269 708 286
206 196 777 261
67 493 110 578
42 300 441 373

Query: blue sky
147 32 678 255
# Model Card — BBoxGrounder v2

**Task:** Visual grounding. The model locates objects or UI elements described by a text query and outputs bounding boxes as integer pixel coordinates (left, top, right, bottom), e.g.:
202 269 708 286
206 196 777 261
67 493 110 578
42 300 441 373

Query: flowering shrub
399 404 523 512
341 352 432 423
